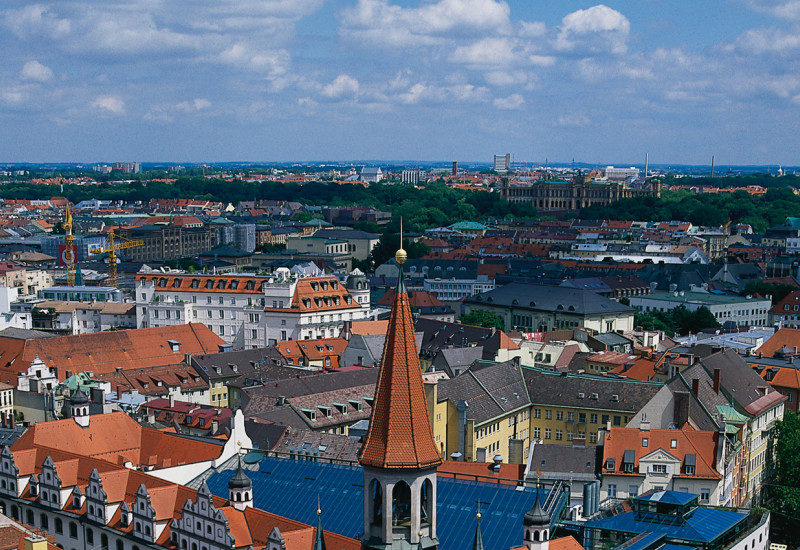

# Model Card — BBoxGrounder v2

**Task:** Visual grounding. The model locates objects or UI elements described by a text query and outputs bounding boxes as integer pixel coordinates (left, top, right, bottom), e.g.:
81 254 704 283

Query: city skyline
1 1 799 164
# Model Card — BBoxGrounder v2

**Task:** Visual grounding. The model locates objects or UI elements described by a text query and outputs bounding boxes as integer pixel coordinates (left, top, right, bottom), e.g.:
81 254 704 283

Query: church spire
472 508 484 550
359 219 441 469
361 220 441 550
314 497 326 550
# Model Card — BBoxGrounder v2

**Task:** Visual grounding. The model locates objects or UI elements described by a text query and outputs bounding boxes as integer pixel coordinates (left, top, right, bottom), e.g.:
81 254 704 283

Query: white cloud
558 113 591 127
742 1 800 20
177 98 212 112
451 38 516 65
322 74 360 99
341 0 512 47
555 5 630 55
395 81 489 105
20 60 54 82
91 96 125 115
493 94 524 110
4 4 71 39
518 21 546 38
730 26 800 54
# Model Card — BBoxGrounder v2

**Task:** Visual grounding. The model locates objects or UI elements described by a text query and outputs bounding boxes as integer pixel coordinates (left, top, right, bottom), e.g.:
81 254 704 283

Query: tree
461 310 505 330
769 411 800 545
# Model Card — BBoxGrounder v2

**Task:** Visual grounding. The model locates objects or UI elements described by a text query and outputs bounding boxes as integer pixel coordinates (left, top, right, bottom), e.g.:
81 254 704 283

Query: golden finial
317 495 321 516
395 218 407 265
476 502 482 520
418 530 424 538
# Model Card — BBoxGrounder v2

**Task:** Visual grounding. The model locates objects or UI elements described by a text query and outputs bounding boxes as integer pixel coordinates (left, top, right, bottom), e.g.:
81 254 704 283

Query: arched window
26 509 34 526
181 541 187 549
420 479 433 527
10 505 17 520
206 525 212 534
144 525 151 536
534 531 540 542
369 479 383 526
86 529 94 545
40 514 48 530
244 492 249 501
69 522 78 538
101 534 108 550
392 481 411 527
116 539 124 550
55 518 63 534
234 493 241 502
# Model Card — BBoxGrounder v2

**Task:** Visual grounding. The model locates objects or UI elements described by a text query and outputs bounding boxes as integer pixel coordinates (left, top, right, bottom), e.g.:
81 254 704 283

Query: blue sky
1 0 798 165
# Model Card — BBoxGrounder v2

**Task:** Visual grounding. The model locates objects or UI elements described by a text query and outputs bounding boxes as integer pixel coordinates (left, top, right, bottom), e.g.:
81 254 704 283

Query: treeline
0 179 537 231
580 186 800 232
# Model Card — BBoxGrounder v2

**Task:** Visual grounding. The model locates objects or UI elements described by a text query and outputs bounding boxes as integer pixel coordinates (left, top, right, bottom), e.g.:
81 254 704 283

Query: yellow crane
91 229 144 288
64 203 76 286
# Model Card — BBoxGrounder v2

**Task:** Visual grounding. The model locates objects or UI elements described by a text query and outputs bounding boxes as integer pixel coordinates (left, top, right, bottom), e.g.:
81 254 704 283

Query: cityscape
2 2 800 550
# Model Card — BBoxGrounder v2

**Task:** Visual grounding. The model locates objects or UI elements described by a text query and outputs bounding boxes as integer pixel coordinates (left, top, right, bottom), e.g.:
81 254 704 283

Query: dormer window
191 279 200 289
218 280 226 289
246 280 255 290
230 280 239 289
173 278 182 288
685 454 696 475
622 450 635 473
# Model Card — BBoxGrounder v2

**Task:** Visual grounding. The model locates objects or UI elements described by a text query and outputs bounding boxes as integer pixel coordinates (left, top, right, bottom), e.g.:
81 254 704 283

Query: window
700 488 710 502
544 429 551 440
590 433 597 444
628 485 638 497
545 410 552 420
607 484 616 498
652 464 666 474
642 438 649 447
556 411 563 421
534 409 541 419
69 522 78 538
55 518 63 534
671 439 677 448
567 412 574 422
533 427 540 439
555 430 562 441
578 412 586 423
590 413 598 424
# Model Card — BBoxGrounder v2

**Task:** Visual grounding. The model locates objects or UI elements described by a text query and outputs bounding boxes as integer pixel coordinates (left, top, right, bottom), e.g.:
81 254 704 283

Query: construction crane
91 229 144 288
64 203 76 286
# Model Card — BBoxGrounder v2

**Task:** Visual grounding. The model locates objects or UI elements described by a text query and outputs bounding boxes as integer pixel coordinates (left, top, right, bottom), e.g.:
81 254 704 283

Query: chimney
24 536 48 550
639 421 650 432
673 391 690 429
692 378 700 397
184 353 192 365
168 394 174 408
713 368 721 394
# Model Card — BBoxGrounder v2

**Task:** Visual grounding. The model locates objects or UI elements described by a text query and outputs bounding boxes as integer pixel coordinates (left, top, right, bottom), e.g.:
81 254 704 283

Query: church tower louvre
360 229 442 550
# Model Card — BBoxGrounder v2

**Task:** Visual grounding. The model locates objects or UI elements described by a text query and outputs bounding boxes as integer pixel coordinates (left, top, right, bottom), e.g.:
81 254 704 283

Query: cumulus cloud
3 4 71 39
91 96 125 115
742 0 800 20
555 5 630 55
451 38 517 65
730 26 800 54
341 0 512 46
395 81 489 105
20 60 54 82
493 94 524 110
322 74 360 99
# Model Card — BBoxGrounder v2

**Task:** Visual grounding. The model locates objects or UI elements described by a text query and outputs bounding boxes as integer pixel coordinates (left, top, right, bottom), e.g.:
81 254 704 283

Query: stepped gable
359 275 442 469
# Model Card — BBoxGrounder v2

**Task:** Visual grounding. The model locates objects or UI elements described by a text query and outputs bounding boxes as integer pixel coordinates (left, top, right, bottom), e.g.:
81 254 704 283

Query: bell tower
360 225 442 550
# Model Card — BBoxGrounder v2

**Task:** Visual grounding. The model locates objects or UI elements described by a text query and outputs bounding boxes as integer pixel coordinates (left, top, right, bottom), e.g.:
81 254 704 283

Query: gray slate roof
437 360 529 425
466 283 633 316
523 367 660 413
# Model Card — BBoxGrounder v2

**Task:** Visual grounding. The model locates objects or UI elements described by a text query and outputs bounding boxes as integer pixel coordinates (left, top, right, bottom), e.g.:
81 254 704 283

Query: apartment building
136 269 371 348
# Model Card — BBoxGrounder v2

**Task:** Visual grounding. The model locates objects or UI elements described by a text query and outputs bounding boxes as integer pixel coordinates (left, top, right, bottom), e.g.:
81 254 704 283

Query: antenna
645 152 649 178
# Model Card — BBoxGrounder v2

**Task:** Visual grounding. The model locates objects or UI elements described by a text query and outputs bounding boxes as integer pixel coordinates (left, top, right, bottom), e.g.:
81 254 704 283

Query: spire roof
523 489 550 527
314 498 326 550
472 512 484 550
228 455 252 490
359 248 442 470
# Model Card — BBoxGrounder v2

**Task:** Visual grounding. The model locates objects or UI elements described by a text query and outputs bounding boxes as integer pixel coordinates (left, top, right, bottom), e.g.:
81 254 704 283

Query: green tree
741 280 797 304
769 411 800 545
461 310 505 330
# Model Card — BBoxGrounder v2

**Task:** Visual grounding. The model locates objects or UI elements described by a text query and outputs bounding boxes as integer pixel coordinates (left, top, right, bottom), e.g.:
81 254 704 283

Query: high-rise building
493 153 511 172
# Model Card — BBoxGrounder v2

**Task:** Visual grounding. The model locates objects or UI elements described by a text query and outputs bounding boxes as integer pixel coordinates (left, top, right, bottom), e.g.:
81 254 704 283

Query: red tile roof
0 324 224 384
359 278 442 470
11 411 222 468
603 426 719 479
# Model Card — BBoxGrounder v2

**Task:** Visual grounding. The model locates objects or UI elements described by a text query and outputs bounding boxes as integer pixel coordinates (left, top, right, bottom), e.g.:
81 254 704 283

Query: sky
1 0 799 165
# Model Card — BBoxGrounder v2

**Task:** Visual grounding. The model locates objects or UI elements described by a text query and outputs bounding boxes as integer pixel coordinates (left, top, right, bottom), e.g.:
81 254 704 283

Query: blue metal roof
585 506 747 543
205 456 559 550
636 491 696 506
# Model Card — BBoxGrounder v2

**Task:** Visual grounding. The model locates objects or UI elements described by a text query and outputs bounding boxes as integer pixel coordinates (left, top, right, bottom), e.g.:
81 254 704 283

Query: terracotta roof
0 323 224 383
11 411 222 468
603 426 719 479
137 273 268 294
349 320 389 336
281 277 360 313
754 327 800 358
359 275 442 470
